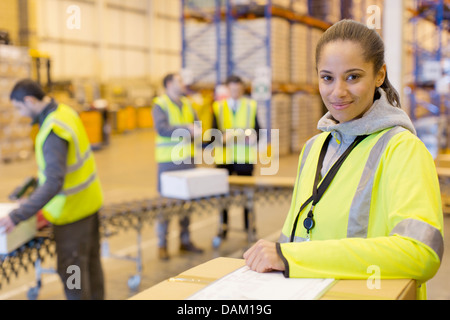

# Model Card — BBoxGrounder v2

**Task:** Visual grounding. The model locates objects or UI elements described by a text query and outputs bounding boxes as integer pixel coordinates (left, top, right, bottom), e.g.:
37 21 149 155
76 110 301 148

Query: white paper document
188 266 335 300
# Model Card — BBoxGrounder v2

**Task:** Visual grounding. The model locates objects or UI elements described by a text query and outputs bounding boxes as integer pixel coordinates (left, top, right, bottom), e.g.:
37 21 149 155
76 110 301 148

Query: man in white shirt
211 75 260 239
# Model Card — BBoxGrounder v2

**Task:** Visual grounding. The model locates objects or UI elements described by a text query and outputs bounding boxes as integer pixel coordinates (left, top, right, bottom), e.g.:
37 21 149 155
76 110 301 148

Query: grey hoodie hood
317 88 416 141
315 88 416 176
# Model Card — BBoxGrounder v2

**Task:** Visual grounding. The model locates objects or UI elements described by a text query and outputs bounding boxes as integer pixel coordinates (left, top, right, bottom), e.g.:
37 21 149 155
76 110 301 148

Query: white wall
149 0 181 85
35 0 181 84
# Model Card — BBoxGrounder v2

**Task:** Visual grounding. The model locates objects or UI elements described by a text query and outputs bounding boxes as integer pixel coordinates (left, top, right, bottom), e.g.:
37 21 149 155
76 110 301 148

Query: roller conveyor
0 177 294 298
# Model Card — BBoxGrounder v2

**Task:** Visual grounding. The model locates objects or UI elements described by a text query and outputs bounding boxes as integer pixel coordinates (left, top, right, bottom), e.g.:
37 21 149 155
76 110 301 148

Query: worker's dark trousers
157 162 195 248
217 164 254 235
53 212 105 300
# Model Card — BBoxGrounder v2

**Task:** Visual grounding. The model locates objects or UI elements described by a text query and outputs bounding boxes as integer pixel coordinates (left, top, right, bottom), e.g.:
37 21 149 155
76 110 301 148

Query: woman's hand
243 239 285 273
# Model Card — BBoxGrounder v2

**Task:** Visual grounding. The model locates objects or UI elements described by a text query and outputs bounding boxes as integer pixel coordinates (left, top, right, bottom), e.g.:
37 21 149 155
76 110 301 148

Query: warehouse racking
405 0 450 154
0 45 33 163
181 0 332 155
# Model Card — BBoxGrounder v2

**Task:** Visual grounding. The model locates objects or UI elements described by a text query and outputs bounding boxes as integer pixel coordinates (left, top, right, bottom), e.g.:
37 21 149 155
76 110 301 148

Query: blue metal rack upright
181 0 275 135
180 0 334 146
407 0 449 121
181 0 224 86
224 0 273 135
405 0 449 154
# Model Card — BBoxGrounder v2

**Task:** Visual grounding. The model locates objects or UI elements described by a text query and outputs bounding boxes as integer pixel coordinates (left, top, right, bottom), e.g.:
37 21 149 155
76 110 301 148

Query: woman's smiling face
317 40 386 123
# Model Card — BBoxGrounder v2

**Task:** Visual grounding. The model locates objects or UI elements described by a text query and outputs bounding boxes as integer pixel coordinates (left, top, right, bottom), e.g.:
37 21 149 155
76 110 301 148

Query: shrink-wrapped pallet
232 17 290 84
0 45 32 163
291 25 323 87
291 93 324 153
184 21 227 85
257 93 292 156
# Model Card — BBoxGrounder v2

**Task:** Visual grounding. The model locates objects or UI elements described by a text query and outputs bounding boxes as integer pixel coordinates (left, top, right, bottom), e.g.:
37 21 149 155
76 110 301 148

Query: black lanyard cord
289 133 369 242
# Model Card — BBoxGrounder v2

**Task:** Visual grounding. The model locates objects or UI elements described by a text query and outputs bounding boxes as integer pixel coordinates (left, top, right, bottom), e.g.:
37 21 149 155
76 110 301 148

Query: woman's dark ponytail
380 73 401 108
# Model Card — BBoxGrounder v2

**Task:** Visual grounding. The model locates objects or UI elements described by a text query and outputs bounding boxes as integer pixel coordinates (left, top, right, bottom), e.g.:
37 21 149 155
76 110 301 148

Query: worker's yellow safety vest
278 127 444 300
35 104 103 225
212 98 258 164
153 94 196 164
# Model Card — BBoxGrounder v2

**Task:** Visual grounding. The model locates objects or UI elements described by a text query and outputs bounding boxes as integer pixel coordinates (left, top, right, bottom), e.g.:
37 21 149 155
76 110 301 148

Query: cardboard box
161 168 229 200
0 203 37 254
129 257 416 300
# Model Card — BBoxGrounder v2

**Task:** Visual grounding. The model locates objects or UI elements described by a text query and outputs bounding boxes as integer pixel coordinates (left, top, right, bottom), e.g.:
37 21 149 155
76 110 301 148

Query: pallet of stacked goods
232 0 291 9
309 0 342 24
291 92 324 153
230 11 291 158
257 93 292 156
183 0 227 87
184 20 227 86
232 16 291 85
308 27 324 88
290 23 308 86
292 0 308 16
290 23 323 87
291 92 308 153
185 0 226 7
0 45 32 163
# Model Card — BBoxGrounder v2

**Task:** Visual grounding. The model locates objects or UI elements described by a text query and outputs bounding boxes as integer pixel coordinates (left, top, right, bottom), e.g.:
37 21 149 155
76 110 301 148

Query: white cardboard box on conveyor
161 168 229 200
0 203 37 254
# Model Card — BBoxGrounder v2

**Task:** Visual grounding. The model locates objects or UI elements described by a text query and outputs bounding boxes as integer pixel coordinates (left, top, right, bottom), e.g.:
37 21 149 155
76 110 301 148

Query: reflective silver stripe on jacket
280 127 405 243
298 134 320 177
51 119 92 174
278 134 320 243
390 218 444 262
347 126 406 238
279 127 445 258
60 172 97 196
278 233 308 243
157 141 189 147
45 118 96 196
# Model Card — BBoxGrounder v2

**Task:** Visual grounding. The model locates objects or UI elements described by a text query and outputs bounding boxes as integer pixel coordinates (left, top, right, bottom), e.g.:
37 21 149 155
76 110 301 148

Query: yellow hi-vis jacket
35 104 103 225
212 98 257 164
154 94 196 163
277 126 444 300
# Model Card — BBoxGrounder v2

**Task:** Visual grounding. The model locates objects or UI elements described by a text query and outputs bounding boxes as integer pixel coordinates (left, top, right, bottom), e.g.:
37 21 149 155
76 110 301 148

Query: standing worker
152 73 204 260
243 20 444 300
212 75 260 240
0 79 105 300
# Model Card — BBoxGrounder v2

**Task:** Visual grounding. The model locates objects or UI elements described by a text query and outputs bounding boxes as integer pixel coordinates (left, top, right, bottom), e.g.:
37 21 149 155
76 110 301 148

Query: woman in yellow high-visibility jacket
243 20 444 300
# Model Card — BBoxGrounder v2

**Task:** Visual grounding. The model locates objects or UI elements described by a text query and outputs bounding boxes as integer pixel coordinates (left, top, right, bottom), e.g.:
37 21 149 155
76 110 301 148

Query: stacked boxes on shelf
183 1 336 156
185 0 224 7
0 45 32 163
232 17 291 84
292 0 308 15
232 0 291 8
291 24 324 87
308 27 324 88
184 20 227 86
257 93 291 156
290 23 309 85
291 93 324 153
309 0 342 24
290 22 324 154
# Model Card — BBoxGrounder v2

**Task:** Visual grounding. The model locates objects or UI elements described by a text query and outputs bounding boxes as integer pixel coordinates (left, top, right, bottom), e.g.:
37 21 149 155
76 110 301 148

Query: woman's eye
321 75 332 82
347 74 360 81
